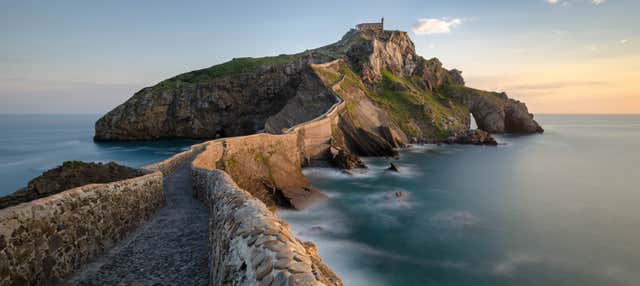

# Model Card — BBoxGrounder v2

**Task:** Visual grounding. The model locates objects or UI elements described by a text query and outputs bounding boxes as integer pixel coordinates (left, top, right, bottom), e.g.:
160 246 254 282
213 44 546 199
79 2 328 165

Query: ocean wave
362 190 414 210
430 210 478 228
302 167 377 180
404 144 439 153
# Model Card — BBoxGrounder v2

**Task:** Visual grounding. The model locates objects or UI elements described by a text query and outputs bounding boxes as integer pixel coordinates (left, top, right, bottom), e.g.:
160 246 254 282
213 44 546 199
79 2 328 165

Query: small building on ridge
356 18 384 31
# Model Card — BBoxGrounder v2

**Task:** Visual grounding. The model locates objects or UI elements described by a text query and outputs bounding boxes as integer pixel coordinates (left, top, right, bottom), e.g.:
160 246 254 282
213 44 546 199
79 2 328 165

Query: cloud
619 39 631 45
545 0 607 5
412 18 462 35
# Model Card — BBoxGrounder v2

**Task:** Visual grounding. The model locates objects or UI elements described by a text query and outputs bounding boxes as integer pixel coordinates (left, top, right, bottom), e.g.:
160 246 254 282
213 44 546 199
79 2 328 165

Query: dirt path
65 163 209 286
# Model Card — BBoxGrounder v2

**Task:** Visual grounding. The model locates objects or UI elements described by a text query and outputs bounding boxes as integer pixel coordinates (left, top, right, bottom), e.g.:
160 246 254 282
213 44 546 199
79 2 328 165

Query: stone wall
191 164 341 286
0 172 164 285
0 62 345 286
188 85 345 210
143 142 208 175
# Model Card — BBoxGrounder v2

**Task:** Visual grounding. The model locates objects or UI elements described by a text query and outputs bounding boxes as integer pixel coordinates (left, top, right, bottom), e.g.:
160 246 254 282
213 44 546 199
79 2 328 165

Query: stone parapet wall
143 142 208 175
192 165 340 286
0 172 164 285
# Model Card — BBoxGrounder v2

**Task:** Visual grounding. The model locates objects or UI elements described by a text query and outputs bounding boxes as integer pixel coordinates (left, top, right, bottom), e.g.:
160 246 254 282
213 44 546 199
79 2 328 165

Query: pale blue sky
1 0 638 113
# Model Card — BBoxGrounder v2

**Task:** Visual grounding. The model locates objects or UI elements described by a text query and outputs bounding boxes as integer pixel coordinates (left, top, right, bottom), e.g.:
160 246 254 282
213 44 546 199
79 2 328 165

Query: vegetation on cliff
95 28 543 208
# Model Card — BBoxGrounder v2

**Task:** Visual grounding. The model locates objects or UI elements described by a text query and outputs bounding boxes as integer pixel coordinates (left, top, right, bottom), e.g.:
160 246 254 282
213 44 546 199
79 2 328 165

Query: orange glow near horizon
463 54 640 114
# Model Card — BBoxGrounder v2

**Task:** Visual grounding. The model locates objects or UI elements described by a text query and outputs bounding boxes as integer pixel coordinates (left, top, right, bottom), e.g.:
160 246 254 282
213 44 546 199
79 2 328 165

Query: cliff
95 29 541 142
96 29 543 208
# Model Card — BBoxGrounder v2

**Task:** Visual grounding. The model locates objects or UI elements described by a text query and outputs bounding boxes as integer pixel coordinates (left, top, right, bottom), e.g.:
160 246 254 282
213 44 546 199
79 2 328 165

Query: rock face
329 146 366 170
95 29 542 208
0 161 143 209
445 86 544 134
96 29 539 143
444 129 498 146
386 162 400 172
95 57 337 141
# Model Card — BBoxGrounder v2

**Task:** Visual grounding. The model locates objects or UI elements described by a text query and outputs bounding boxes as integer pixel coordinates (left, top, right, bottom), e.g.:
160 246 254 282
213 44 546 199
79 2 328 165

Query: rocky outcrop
445 86 543 134
96 28 541 145
0 161 143 209
346 29 418 84
444 129 498 146
504 99 545 133
386 163 400 172
329 146 366 170
95 58 337 141
95 28 543 208
333 112 399 157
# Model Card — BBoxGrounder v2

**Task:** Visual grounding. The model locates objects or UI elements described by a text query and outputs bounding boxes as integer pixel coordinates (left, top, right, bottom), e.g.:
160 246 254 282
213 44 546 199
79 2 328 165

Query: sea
0 114 199 194
1 114 639 285
281 114 640 286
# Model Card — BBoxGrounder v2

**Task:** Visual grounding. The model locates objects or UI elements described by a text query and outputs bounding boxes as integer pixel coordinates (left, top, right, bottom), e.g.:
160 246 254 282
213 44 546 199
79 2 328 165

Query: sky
1 0 638 114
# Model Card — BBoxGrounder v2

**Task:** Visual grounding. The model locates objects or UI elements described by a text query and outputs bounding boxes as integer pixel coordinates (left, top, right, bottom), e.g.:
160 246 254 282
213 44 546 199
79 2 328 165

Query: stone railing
0 60 345 286
0 172 164 285
192 163 339 286
187 61 346 285
143 142 208 175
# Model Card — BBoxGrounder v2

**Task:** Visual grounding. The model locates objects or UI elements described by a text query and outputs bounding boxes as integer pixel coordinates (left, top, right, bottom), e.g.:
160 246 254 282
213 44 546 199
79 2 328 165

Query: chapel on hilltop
356 18 384 31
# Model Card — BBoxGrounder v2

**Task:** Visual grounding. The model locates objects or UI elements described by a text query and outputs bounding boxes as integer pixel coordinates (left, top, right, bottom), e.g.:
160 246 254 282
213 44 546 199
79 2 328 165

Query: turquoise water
2 114 639 285
0 114 199 196
281 115 640 286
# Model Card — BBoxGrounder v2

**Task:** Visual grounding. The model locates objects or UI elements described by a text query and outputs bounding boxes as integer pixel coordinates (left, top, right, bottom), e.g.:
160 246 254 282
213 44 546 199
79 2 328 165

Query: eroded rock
386 162 400 172
444 129 498 146
329 146 366 170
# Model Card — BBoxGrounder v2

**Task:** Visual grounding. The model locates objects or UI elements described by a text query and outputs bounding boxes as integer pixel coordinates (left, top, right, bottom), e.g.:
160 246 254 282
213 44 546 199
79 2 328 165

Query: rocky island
1 27 543 286
96 28 542 209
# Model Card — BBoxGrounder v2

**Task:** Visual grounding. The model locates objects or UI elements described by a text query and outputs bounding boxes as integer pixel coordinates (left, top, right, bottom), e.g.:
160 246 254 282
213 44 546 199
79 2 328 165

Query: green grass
442 85 507 107
154 55 296 91
371 69 469 138
339 63 371 93
314 67 340 85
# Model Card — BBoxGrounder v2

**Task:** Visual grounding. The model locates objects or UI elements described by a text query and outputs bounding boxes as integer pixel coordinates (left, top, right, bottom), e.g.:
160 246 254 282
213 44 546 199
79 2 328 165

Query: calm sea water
281 115 640 286
0 114 199 195
1 114 638 285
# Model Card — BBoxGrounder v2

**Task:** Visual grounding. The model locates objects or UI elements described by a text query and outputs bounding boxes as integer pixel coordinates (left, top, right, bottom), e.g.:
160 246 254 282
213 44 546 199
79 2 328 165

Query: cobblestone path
65 163 209 286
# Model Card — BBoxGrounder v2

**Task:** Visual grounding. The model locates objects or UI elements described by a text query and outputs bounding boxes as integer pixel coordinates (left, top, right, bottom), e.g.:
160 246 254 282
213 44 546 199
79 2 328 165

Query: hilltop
95 29 542 144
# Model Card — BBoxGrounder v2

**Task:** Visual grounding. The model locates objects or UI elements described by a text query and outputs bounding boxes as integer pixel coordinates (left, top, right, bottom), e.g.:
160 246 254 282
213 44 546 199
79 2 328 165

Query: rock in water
445 129 498 146
0 161 143 209
387 163 400 172
329 146 366 170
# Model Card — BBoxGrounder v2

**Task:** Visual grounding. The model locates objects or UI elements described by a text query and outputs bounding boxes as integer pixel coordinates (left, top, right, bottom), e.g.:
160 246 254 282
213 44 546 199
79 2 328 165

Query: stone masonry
0 172 164 285
192 165 342 286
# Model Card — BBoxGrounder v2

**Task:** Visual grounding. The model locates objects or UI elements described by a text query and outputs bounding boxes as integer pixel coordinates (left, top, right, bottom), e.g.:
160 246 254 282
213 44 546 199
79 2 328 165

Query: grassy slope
150 30 372 93
154 55 296 91
442 84 508 108
313 61 469 140
372 69 469 138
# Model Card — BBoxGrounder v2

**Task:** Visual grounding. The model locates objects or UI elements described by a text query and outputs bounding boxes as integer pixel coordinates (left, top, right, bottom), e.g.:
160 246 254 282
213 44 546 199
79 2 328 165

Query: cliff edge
95 29 543 208
95 29 541 142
